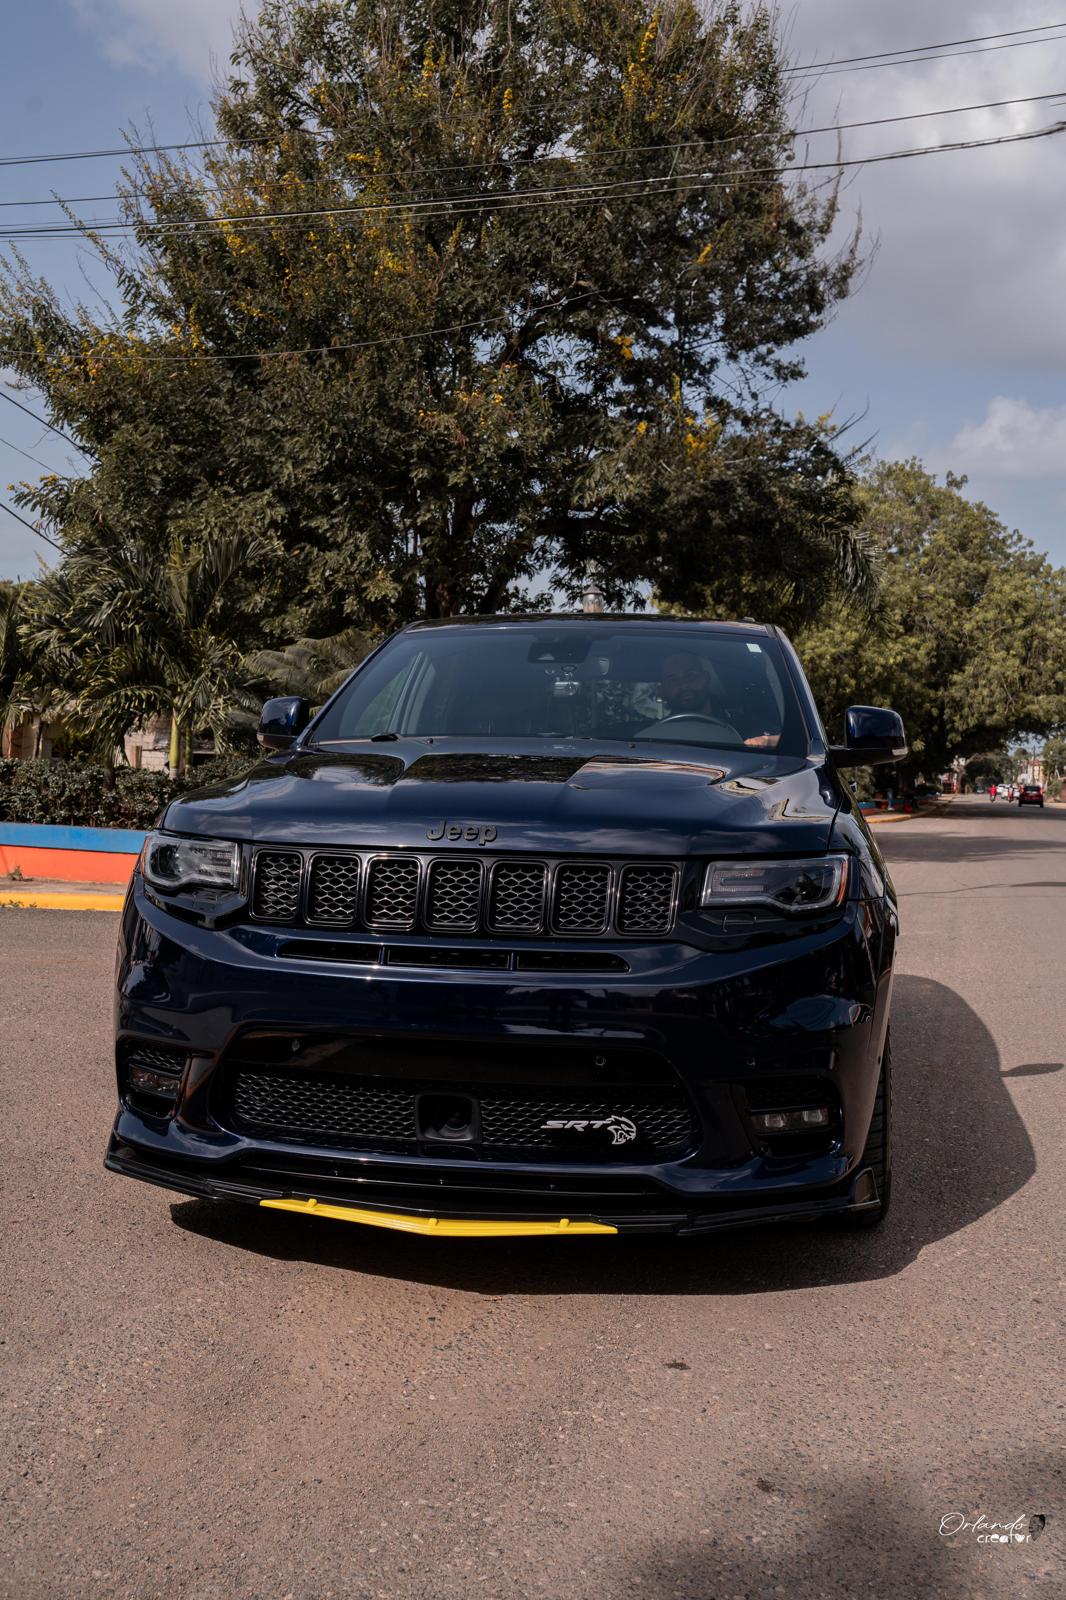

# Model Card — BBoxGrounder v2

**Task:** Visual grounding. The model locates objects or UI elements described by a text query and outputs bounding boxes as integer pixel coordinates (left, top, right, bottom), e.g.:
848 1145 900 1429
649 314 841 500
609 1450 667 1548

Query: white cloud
949 396 1066 476
69 0 244 81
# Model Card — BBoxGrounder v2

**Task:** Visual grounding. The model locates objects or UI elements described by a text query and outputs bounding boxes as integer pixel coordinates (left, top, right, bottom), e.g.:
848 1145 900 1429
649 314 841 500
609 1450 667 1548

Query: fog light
751 1105 830 1134
128 1064 181 1101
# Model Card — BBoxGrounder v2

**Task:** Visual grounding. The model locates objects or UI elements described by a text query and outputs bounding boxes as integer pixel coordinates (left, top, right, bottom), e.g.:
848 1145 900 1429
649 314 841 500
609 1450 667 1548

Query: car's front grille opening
225 1068 697 1162
365 856 420 928
488 860 546 932
273 941 628 973
277 940 383 965
513 951 628 973
618 864 677 935
425 859 482 930
249 850 679 940
385 945 509 970
552 862 611 933
122 1041 188 1115
307 854 360 925
252 851 302 921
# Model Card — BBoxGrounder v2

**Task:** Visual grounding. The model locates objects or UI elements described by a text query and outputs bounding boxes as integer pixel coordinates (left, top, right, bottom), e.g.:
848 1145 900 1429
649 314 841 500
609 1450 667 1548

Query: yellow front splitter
259 1196 616 1237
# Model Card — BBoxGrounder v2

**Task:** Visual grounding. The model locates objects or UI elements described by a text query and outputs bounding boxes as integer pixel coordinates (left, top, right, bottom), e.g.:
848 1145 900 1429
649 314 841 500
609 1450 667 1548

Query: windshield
310 625 809 756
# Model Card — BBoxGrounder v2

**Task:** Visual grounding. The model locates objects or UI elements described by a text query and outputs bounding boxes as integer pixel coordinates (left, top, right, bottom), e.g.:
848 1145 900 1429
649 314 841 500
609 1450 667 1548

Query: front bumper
108 877 894 1236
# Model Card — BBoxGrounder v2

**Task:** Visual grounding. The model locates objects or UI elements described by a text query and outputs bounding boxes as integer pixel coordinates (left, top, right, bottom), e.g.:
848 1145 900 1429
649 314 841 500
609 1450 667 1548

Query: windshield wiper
370 731 401 741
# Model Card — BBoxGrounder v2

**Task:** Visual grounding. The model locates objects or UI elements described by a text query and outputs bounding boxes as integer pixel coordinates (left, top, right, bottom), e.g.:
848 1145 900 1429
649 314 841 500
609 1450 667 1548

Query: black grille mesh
126 1042 187 1077
426 860 482 929
553 863 611 932
307 855 360 924
489 861 546 931
618 865 677 934
229 1070 695 1158
479 1097 694 1153
251 850 679 937
233 1070 416 1144
366 857 420 927
252 852 302 921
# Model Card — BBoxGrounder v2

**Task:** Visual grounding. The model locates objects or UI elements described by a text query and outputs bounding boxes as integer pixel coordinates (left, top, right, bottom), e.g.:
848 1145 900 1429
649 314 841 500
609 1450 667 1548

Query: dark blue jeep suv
107 616 905 1238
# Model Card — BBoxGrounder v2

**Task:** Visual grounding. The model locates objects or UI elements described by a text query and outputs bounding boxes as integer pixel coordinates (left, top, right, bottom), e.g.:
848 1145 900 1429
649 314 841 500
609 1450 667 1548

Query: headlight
142 831 240 892
700 854 848 914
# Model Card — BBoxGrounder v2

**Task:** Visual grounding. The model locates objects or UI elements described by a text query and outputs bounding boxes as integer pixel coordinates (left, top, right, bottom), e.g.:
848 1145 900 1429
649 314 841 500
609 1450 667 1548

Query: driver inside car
658 650 781 750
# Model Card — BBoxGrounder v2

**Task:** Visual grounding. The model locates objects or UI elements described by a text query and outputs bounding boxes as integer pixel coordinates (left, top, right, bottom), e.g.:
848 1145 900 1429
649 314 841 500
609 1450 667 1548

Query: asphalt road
2 799 1063 1600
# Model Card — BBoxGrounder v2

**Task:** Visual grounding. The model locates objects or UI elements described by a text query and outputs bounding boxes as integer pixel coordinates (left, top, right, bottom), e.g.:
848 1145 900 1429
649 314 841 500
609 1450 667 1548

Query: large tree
798 461 1066 776
1 0 867 648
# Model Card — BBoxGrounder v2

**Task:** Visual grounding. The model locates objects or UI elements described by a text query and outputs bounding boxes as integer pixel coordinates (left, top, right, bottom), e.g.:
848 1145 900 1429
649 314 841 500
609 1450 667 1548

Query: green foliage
0 752 266 826
0 0 866 648
21 521 272 765
248 625 374 704
1041 734 1066 781
798 462 1066 777
0 758 175 827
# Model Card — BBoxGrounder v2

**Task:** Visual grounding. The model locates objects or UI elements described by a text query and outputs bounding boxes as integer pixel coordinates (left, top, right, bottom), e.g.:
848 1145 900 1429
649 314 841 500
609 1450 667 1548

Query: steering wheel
640 712 743 741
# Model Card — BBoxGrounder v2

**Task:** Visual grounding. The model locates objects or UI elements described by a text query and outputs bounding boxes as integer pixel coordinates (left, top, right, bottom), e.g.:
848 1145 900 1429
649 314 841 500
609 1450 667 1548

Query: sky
2 0 1066 580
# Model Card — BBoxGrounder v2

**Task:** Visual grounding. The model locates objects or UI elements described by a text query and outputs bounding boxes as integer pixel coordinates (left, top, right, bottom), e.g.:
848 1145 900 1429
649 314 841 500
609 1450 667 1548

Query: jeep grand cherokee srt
106 616 904 1238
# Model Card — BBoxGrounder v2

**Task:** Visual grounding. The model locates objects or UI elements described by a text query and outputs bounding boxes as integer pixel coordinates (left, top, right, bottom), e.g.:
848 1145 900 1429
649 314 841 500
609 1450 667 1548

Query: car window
311 627 809 756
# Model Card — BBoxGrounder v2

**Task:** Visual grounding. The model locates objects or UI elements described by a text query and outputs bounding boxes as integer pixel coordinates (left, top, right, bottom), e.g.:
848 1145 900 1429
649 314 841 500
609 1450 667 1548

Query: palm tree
247 626 373 708
27 522 274 777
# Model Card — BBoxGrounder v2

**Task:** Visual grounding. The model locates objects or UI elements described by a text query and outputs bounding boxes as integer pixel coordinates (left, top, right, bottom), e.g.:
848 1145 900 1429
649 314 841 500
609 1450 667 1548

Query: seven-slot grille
249 850 680 939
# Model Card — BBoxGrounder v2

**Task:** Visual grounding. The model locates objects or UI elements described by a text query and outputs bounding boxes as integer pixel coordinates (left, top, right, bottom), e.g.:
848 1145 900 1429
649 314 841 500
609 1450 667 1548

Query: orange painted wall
0 844 137 886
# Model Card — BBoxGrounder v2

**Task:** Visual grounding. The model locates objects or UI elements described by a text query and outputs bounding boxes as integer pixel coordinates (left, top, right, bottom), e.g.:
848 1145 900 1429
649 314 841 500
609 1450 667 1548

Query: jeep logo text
426 820 498 846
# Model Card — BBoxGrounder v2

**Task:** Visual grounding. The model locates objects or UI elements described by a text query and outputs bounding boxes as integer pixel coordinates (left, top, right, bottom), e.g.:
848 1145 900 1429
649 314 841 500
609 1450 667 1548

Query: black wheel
838 1033 892 1228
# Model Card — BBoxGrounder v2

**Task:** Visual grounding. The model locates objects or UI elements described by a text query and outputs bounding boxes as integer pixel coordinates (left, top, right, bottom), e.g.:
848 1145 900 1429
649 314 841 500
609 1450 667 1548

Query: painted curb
0 888 125 911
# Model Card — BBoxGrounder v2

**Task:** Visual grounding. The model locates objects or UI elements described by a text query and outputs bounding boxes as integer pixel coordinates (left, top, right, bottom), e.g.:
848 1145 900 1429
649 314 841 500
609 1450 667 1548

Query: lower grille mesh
228 1069 696 1159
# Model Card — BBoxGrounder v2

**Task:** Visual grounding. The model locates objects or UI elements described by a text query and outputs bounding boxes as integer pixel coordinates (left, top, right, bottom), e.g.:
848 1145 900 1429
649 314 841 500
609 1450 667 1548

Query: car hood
164 739 840 857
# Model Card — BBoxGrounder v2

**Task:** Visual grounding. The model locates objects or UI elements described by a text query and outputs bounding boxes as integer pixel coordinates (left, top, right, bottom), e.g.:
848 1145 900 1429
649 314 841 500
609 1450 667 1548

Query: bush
0 759 176 829
180 752 262 792
0 752 266 829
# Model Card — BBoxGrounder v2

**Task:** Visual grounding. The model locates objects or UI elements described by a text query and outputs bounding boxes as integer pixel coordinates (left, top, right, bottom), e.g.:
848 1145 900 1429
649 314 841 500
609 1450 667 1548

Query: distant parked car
1018 784 1044 809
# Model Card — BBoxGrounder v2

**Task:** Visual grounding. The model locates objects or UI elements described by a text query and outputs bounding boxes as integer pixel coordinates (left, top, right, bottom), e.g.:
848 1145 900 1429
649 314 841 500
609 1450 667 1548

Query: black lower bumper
105 1136 882 1237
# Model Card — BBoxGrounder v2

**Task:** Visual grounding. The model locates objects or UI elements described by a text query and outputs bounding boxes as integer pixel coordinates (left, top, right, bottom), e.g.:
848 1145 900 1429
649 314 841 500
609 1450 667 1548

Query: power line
4 118 1053 367
0 498 62 551
1 19 1065 172
0 431 61 473
2 120 1061 245
0 390 88 454
783 20 1066 72
2 88 1064 216
792 33 1066 79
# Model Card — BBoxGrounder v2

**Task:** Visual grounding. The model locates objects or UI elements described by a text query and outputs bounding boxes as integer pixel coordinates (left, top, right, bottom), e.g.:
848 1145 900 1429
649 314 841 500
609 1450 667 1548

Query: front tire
839 1033 892 1228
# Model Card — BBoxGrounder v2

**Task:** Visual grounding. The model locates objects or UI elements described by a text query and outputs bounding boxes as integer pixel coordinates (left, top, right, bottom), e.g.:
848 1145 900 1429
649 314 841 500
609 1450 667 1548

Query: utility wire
1 19 1065 171
0 431 60 473
792 33 1066 78
1 121 1061 244
0 390 88 454
0 498 62 551
7 119 1053 366
2 89 1064 215
782 20 1066 72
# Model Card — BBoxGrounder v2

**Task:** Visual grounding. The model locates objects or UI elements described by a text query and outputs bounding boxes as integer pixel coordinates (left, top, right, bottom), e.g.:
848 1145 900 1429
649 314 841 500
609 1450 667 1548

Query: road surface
1 799 1063 1598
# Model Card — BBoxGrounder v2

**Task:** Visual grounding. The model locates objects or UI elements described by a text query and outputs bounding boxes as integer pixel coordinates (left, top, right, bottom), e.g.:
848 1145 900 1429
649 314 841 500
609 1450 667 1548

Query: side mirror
257 695 311 751
829 705 907 769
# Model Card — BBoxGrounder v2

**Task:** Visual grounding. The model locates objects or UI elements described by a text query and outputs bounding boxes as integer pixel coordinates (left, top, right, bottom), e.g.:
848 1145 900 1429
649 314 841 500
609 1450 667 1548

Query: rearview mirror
829 705 907 768
257 696 311 751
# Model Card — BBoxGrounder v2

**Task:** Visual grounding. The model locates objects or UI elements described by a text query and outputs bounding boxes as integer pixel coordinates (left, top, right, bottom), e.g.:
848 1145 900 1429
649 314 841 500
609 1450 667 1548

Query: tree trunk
168 713 181 781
